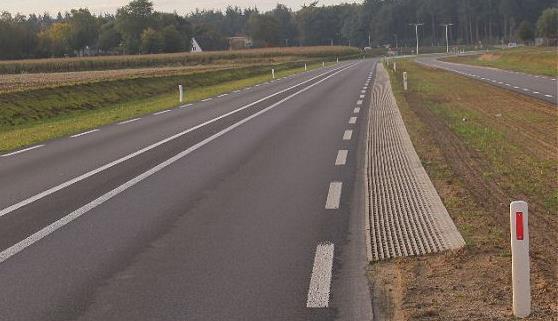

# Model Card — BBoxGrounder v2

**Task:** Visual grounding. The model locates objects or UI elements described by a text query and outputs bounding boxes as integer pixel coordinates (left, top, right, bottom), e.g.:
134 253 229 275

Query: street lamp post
409 23 424 55
440 23 454 53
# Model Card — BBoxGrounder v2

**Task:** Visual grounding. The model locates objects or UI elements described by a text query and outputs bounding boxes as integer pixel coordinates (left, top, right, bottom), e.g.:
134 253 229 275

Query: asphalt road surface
0 59 376 321
416 56 558 105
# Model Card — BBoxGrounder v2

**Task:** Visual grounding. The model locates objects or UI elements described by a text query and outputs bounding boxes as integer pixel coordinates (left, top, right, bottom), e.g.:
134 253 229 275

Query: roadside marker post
322 61 325 67
403 72 408 91
510 201 530 318
336 57 339 64
178 84 184 103
393 62 397 72
305 63 307 71
272 69 275 79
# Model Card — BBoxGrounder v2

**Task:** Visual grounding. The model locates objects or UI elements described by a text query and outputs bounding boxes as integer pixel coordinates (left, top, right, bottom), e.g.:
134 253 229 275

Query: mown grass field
444 47 558 76
370 59 557 320
0 61 331 152
0 46 360 74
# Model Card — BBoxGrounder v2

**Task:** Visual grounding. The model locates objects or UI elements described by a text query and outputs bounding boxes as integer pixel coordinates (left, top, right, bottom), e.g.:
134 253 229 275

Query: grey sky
2 0 360 15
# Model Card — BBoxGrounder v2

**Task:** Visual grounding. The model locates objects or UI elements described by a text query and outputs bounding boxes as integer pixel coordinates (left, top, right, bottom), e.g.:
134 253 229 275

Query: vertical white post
305 63 307 71
403 72 408 91
393 62 397 72
322 61 325 67
336 57 339 64
272 69 275 79
510 201 530 318
178 84 183 103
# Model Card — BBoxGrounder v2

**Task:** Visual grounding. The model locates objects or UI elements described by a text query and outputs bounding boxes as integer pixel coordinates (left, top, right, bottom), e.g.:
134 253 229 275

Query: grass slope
444 47 558 76
0 62 329 152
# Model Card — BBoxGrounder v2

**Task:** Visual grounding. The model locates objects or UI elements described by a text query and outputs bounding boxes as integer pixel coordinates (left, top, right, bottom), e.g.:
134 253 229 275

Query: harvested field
369 59 557 320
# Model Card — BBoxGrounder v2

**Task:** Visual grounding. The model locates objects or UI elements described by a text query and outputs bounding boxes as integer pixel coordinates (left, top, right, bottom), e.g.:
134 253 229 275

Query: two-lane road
416 56 557 105
0 60 376 320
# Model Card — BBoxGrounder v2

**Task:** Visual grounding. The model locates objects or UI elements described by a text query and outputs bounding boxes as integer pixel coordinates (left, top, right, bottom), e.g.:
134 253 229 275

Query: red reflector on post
516 212 524 240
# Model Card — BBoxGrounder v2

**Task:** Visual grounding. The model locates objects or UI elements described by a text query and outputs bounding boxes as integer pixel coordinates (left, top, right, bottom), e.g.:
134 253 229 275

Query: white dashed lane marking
353 107 360 114
348 116 357 124
325 182 343 209
335 150 348 166
71 129 99 138
118 118 141 125
306 242 334 308
1 145 45 157
343 130 353 141
153 110 170 115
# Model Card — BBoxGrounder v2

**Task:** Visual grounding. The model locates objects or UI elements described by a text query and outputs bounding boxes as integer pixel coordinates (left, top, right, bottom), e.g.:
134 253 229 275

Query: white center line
154 110 171 115
71 129 100 138
335 150 348 166
117 118 141 125
343 130 353 140
0 144 45 157
306 242 335 308
325 182 343 209
353 107 360 114
348 116 357 124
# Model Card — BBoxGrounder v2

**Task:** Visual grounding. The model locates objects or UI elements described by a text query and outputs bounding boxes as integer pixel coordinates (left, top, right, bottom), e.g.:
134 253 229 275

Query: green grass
0 62 329 152
443 47 558 76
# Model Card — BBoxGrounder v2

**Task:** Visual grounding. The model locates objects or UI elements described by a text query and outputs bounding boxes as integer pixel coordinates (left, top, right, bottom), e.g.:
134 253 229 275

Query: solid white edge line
306 242 334 308
1 145 45 157
117 118 141 125
0 63 354 219
70 129 99 138
0 63 358 263
335 150 348 166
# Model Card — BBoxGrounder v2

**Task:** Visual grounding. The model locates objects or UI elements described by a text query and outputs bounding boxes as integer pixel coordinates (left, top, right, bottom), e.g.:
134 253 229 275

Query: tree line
0 0 556 60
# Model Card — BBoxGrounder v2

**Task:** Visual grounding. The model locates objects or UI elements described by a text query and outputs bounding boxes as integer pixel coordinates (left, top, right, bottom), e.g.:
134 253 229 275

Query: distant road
0 60 375 320
416 56 557 105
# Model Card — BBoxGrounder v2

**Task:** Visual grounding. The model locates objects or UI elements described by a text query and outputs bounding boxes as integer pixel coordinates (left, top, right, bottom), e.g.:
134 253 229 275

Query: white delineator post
322 61 325 67
304 63 307 71
393 62 397 72
336 57 339 64
403 72 408 91
510 200 530 318
272 68 275 79
178 84 184 103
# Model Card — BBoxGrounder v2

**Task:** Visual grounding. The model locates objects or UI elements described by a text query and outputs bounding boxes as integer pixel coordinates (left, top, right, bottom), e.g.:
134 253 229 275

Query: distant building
227 36 253 50
192 37 203 52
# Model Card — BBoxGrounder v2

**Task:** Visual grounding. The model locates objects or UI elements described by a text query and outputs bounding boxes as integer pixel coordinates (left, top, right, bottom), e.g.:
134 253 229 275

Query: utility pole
440 23 454 53
408 23 424 55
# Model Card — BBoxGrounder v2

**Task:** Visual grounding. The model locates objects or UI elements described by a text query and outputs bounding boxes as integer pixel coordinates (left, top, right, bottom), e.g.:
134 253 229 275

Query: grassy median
370 59 557 320
444 47 558 76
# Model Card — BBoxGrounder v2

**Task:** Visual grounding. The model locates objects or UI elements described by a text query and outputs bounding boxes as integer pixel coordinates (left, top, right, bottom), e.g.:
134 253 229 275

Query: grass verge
369 59 557 320
443 47 558 76
0 62 330 152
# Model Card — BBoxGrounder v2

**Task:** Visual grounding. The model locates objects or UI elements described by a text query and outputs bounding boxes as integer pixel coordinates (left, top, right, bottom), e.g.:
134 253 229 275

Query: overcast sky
2 0 360 15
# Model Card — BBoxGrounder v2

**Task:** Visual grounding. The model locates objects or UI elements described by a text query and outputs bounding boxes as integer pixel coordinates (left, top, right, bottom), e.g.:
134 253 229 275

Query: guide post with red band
510 201 530 318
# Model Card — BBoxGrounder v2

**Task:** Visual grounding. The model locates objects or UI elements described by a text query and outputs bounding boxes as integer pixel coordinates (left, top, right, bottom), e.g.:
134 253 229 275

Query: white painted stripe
0 63 355 219
359 95 365 98
233 90 241 93
217 94 228 97
363 86 367 89
0 66 359 264
179 103 193 108
335 150 348 166
544 94 553 98
153 110 170 115
201 98 212 102
348 116 357 124
513 86 519 89
325 182 343 209
505 84 512 86
1 144 45 157
117 118 141 125
353 107 360 113
356 100 363 105
306 242 334 308
533 91 540 94
70 129 99 138
361 90 366 94
343 130 353 141
522 88 529 91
